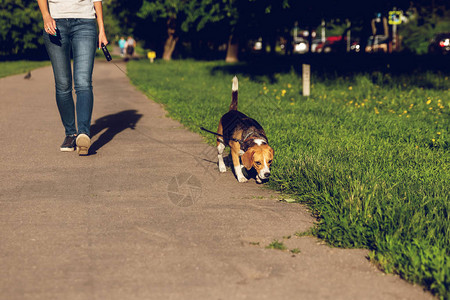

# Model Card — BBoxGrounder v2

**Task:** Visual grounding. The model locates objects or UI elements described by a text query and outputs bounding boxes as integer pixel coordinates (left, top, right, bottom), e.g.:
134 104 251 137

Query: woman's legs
44 18 97 139
43 20 76 137
72 19 97 137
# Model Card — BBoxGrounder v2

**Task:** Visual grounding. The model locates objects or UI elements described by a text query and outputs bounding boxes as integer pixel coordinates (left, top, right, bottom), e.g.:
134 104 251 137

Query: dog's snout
264 172 270 178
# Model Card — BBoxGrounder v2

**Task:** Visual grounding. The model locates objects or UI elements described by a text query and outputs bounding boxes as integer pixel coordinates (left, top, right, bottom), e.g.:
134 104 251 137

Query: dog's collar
242 129 267 142
241 131 268 152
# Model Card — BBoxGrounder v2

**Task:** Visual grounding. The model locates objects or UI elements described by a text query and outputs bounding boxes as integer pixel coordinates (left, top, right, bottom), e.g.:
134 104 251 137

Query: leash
101 44 162 103
200 127 243 144
101 48 263 149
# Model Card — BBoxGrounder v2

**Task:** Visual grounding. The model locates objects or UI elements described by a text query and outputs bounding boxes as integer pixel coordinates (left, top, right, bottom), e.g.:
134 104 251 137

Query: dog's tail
229 76 238 111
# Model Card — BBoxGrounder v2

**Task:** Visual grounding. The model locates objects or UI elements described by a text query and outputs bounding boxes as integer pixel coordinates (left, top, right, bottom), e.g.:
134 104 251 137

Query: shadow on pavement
89 110 143 154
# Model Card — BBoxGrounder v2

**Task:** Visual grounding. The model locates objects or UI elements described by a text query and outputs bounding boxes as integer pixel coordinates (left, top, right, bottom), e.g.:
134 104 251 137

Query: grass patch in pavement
266 240 288 251
127 59 449 298
0 60 50 79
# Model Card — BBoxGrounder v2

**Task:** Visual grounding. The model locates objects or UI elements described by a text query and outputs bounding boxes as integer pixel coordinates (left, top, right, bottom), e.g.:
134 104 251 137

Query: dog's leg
230 143 247 183
217 139 226 173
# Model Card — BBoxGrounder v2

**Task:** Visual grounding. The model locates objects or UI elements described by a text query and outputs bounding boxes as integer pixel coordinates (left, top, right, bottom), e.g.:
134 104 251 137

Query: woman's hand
43 14 57 36
98 31 108 49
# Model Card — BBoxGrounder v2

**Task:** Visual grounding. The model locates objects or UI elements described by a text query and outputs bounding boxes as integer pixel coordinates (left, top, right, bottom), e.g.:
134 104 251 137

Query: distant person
37 0 108 155
118 36 126 57
368 13 388 53
126 36 136 57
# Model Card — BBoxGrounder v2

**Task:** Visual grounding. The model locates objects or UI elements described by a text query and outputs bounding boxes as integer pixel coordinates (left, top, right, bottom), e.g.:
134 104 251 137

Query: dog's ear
269 146 274 158
242 148 255 170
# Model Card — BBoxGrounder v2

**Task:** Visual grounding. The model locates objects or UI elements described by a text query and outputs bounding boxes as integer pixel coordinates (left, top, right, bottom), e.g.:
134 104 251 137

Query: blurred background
1 0 449 62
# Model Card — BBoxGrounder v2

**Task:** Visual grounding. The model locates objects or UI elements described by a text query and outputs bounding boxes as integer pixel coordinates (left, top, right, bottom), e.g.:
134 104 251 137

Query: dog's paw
256 176 262 184
219 165 227 173
237 176 248 183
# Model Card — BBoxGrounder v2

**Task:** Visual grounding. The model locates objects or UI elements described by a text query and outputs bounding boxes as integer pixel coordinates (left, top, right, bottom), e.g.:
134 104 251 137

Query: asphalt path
0 60 432 299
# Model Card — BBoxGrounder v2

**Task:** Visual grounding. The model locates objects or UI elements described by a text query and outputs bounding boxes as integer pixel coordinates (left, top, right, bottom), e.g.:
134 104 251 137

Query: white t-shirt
48 0 102 19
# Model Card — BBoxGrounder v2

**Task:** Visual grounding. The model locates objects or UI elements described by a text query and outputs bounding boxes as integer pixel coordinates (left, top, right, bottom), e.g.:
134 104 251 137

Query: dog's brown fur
216 77 274 183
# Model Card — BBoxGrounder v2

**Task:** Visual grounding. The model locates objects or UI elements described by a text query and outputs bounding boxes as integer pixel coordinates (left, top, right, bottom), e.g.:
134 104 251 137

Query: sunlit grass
127 59 449 298
0 60 50 78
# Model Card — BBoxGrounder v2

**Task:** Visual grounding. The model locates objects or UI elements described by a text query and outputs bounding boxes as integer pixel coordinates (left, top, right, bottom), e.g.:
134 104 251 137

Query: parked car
252 38 263 51
428 33 450 55
293 37 308 54
316 36 361 53
311 38 324 52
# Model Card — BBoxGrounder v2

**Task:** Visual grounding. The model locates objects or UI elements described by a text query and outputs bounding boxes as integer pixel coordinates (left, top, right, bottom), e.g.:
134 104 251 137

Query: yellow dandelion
361 103 365 107
290 102 295 106
426 99 431 105
403 110 407 114
281 89 286 96
276 96 280 100
437 132 441 135
287 84 292 89
416 145 419 149
409 104 414 109
432 139 435 143
348 86 353 90
263 86 267 90
374 107 379 114
429 107 433 110
406 115 410 118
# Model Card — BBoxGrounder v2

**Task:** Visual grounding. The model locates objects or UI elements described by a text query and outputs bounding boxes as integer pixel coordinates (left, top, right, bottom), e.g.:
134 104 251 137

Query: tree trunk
225 34 239 63
162 17 178 61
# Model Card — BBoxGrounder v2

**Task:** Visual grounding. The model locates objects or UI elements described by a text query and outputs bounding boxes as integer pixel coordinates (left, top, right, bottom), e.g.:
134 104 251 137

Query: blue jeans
43 19 97 136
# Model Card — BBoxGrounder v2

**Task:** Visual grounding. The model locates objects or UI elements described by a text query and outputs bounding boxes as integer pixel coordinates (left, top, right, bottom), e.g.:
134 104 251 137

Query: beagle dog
216 76 274 183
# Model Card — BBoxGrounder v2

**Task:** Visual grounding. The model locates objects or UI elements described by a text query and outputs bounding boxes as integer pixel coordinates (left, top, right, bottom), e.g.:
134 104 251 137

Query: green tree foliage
101 0 122 42
182 0 236 33
138 0 186 60
106 0 142 36
138 0 184 22
0 0 44 55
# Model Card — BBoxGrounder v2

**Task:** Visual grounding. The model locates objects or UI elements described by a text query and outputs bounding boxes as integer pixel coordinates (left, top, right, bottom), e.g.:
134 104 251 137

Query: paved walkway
0 61 431 299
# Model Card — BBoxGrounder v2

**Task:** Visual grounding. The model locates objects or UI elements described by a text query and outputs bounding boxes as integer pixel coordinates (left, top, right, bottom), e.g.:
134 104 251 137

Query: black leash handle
101 43 112 61
200 127 242 143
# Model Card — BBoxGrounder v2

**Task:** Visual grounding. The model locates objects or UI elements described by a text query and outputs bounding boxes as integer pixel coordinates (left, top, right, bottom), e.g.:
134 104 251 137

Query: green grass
0 60 50 79
0 54 117 79
266 240 288 251
127 59 450 298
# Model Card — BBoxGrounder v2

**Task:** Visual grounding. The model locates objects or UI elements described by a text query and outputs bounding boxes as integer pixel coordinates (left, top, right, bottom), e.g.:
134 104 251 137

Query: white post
392 23 397 51
321 19 326 43
302 64 310 97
